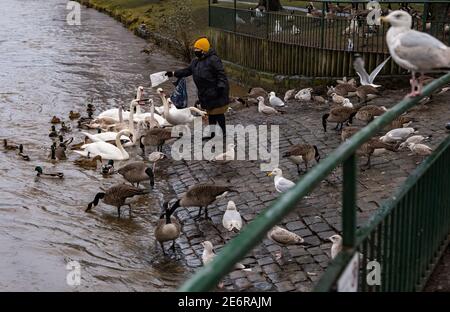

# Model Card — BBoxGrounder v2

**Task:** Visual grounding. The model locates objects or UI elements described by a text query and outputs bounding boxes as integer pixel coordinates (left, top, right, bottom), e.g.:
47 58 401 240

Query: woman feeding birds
165 37 230 140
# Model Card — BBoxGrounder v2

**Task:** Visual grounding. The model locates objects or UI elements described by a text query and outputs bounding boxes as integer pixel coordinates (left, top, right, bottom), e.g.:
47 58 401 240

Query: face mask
194 50 204 58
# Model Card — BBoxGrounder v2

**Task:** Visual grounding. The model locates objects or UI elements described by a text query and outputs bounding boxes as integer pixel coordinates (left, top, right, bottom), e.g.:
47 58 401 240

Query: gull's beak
267 172 273 177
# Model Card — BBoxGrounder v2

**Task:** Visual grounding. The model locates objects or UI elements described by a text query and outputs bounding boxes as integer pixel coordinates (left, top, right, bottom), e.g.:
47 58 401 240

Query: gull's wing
353 56 370 85
368 56 391 84
276 177 295 193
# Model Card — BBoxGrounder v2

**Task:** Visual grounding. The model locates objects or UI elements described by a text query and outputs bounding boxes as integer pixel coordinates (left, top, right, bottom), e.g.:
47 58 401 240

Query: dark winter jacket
174 49 229 110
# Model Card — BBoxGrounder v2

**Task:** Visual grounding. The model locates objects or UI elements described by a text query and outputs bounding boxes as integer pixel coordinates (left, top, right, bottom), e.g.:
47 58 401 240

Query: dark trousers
208 114 226 137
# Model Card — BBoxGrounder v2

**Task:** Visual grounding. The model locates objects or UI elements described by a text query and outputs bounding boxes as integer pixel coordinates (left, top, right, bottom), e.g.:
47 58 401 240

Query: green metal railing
179 72 450 292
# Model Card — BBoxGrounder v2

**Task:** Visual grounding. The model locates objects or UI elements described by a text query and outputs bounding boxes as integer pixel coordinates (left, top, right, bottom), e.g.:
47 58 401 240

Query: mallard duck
60 122 72 133
59 135 74 149
268 226 307 260
69 111 81 120
117 162 154 188
49 126 58 139
322 106 357 132
3 139 18 151
85 184 149 218
267 168 295 193
101 160 115 175
49 144 57 161
74 155 103 169
51 116 61 124
167 184 237 220
329 234 342 259
35 166 64 179
155 202 181 254
222 200 242 232
18 144 30 161
283 144 320 174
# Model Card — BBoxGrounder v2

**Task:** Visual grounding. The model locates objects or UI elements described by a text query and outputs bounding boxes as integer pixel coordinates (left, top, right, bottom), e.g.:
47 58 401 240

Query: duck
267 226 307 260
322 106 357 132
386 115 415 130
48 144 57 161
355 105 387 123
60 121 72 133
380 127 416 143
329 234 342 259
269 91 285 107
35 166 64 179
59 135 74 149
49 125 58 139
284 89 296 102
257 96 280 115
201 241 250 270
50 116 61 124
101 159 115 175
283 144 320 174
155 201 181 254
17 144 30 161
74 155 103 170
408 142 432 156
333 83 357 97
69 110 81 120
3 139 18 151
117 162 155 188
158 88 206 125
267 168 295 193
222 200 242 232
167 183 237 220
140 127 174 154
55 143 67 161
85 183 149 218
148 151 167 171
356 85 380 103
210 144 235 162
341 126 361 142
74 129 133 160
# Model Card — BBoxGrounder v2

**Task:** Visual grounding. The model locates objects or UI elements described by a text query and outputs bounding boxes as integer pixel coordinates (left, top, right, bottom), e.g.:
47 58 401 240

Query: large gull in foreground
382 10 450 96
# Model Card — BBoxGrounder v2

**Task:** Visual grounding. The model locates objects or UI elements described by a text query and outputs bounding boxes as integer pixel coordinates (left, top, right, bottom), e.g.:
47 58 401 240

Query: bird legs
194 206 210 220
407 71 422 97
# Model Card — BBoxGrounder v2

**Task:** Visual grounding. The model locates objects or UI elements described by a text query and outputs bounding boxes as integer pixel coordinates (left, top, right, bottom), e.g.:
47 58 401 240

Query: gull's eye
395 14 402 19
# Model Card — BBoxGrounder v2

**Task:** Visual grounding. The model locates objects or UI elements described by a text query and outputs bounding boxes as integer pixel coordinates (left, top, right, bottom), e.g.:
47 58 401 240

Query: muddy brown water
0 0 246 291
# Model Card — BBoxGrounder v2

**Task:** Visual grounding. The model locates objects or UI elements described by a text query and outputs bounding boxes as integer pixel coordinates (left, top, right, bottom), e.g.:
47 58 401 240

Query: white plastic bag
149 71 169 88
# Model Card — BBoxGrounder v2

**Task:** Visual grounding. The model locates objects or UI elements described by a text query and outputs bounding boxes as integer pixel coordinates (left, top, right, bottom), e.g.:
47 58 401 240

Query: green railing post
342 154 357 248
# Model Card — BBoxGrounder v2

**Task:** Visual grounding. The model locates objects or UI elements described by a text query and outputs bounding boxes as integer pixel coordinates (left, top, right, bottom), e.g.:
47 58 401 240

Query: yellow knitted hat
193 37 210 52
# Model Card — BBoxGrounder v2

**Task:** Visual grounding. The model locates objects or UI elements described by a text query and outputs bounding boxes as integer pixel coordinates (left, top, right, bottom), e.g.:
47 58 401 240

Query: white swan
98 86 144 121
74 129 132 161
134 99 170 127
157 88 206 125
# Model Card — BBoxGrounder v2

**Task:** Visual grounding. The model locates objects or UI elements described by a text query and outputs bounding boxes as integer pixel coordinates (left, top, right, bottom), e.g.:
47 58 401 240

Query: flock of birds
3 10 450 287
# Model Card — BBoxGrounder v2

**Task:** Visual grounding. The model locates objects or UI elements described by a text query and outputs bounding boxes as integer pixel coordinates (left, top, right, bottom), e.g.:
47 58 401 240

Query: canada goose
210 144 235 162
247 87 268 99
74 155 103 170
356 85 380 102
168 183 237 220
51 116 61 124
283 144 320 174
357 137 398 169
222 200 242 232
140 127 173 154
267 168 295 193
322 106 357 132
386 115 415 130
101 160 115 175
333 83 357 97
3 139 18 151
69 111 81 120
49 126 58 139
269 91 285 107
18 145 30 161
329 234 342 259
59 135 74 149
284 89 296 102
55 143 67 161
35 166 64 179
86 184 149 218
257 96 280 115
399 135 431 149
268 226 307 260
148 151 167 171
380 127 416 143
408 142 432 156
355 105 387 123
155 202 181 254
341 126 361 142
117 162 154 188
201 241 250 270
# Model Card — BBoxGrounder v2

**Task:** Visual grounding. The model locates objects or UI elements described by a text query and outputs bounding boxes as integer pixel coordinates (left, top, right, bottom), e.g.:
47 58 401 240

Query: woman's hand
165 71 174 77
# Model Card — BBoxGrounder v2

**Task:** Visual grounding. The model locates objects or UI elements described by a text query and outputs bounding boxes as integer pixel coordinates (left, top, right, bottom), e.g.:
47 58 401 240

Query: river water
0 0 217 291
